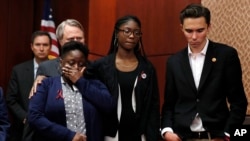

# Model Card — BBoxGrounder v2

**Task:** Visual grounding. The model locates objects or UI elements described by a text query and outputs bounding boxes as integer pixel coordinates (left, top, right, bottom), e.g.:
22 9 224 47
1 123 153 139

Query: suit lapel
25 61 35 87
23 61 35 103
198 41 215 91
55 77 66 121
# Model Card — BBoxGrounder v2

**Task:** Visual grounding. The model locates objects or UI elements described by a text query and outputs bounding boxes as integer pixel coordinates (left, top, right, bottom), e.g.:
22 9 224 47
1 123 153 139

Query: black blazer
161 40 247 138
91 53 160 141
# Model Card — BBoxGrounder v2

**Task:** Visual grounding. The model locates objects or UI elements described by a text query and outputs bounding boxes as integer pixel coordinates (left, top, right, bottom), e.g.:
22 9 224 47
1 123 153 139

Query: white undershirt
33 58 39 79
188 39 208 132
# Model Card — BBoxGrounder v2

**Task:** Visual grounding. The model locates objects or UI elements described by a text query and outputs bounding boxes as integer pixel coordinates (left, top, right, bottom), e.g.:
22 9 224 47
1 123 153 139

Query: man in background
6 31 52 141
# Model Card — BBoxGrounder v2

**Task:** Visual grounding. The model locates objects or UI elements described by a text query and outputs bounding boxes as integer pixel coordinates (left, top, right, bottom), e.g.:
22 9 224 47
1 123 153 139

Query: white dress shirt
33 58 39 79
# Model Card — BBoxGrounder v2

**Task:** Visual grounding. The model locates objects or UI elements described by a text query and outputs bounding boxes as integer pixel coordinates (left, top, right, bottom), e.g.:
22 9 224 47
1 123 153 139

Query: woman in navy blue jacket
28 41 115 141
0 87 10 141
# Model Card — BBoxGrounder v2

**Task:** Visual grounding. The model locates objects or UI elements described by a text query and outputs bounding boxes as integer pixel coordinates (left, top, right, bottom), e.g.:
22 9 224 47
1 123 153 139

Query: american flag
40 0 59 59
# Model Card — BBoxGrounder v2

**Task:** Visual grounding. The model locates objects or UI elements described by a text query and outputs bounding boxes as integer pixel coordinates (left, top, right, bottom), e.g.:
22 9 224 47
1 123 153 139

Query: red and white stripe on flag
40 0 59 59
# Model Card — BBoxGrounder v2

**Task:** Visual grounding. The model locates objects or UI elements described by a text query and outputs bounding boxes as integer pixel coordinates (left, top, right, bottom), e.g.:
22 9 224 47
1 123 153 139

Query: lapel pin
141 72 147 79
212 57 217 62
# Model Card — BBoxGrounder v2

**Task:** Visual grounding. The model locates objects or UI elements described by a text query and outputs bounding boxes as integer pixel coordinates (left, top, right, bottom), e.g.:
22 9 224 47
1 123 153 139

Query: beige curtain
202 0 250 115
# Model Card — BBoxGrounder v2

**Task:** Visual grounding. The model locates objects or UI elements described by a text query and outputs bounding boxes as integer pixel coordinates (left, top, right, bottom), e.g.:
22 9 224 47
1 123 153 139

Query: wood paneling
88 0 116 61
0 0 201 108
0 1 8 92
0 0 34 93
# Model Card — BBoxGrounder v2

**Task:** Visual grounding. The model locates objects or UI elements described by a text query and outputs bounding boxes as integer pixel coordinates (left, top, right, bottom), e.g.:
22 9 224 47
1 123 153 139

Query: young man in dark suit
6 31 51 141
161 4 248 141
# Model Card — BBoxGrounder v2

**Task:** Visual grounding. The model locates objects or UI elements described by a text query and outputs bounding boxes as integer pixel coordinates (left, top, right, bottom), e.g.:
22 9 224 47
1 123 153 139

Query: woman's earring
114 37 117 47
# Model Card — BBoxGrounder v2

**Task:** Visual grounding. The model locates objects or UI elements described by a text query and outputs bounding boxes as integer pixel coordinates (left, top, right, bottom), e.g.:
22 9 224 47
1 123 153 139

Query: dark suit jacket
6 60 34 140
0 87 10 141
28 76 115 141
161 40 248 139
36 58 61 77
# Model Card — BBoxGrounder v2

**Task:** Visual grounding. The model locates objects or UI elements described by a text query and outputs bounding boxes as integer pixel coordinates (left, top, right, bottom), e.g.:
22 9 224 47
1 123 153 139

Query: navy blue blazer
28 76 115 141
0 87 10 141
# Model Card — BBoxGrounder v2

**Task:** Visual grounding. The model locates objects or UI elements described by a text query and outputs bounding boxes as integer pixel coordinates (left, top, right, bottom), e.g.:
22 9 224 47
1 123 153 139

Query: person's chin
189 43 200 48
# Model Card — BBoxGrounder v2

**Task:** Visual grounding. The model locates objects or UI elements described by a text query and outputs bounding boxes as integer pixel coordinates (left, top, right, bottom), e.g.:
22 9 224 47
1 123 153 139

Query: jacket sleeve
75 77 116 113
161 57 177 129
0 87 10 141
224 48 248 133
28 79 76 141
6 68 27 122
146 67 161 141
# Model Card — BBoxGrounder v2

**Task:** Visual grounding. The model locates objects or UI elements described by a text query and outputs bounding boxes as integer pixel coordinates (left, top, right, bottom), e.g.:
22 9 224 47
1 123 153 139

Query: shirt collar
61 76 78 92
33 58 39 69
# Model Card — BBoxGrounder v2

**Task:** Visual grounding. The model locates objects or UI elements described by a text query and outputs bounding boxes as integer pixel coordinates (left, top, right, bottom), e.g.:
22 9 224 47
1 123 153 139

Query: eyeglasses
66 37 84 42
117 28 142 38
